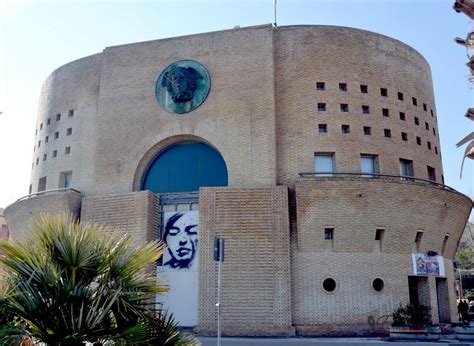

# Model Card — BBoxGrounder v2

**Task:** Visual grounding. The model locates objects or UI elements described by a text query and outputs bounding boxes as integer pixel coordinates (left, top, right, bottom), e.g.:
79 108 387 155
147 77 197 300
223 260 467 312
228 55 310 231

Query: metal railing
298 172 472 201
14 188 82 203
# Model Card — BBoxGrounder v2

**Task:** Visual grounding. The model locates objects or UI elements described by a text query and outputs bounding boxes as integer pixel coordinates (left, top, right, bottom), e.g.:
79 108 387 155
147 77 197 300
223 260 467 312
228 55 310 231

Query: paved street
197 336 474 346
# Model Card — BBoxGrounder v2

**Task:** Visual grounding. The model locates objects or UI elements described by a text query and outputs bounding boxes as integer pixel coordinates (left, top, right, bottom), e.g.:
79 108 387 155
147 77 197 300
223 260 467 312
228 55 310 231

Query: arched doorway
141 141 227 326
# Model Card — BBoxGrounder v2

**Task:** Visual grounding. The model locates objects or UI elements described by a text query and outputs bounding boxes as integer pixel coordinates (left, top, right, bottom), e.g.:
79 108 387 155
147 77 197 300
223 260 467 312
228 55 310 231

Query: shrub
392 302 432 327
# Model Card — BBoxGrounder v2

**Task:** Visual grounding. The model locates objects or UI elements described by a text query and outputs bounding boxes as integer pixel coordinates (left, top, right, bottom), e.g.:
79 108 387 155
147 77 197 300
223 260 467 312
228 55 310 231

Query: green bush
392 302 432 327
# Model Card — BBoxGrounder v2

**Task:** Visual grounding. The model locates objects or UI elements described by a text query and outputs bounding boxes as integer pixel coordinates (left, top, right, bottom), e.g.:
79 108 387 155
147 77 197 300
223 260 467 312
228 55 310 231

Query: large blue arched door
142 142 228 193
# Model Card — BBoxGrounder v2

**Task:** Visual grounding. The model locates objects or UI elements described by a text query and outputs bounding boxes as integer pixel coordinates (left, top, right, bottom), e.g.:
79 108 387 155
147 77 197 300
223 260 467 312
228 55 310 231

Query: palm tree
0 213 197 345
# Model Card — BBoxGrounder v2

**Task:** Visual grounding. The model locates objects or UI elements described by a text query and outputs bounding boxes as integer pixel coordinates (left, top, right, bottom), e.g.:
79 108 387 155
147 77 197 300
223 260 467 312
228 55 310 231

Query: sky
0 0 472 210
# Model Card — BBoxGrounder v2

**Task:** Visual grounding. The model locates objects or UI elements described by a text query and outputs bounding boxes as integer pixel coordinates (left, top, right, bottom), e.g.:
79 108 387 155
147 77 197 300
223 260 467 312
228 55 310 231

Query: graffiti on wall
163 211 199 270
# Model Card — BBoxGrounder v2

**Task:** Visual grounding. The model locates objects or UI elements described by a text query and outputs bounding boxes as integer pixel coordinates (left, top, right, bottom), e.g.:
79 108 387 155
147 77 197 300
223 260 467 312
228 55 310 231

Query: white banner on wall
157 210 199 326
412 253 445 277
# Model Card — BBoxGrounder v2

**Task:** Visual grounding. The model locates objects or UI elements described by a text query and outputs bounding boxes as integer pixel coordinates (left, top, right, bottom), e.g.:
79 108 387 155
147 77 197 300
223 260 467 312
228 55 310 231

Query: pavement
196 336 474 346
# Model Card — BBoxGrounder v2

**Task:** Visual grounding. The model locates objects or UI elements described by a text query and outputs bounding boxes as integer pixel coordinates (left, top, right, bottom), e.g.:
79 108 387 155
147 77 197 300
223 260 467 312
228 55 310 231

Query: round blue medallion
156 60 211 114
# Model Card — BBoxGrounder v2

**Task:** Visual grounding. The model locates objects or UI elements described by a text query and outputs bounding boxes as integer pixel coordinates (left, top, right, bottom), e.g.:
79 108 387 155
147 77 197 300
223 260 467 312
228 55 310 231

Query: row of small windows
34 128 72 151
314 154 440 182
317 125 438 153
33 147 71 167
321 277 384 293
315 82 434 115
35 109 74 135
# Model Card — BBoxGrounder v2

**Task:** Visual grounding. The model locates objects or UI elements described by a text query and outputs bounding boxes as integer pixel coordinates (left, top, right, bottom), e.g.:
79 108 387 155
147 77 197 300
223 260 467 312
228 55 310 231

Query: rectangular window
316 82 325 91
401 132 408 141
431 109 434 117
38 177 47 192
339 83 347 91
60 171 73 188
441 234 450 255
36 158 39 165
435 146 438 155
427 141 431 150
384 129 391 138
318 124 327 133
414 117 419 125
362 105 370 114
317 103 327 112
65 146 71 155
315 153 334 177
38 140 41 148
360 154 377 178
427 166 436 181
398 92 404 101
363 126 371 135
340 103 349 112
43 154 47 161
380 88 388 97
360 84 368 93
54 131 59 139
324 228 334 240
29 184 32 194
56 113 61 121
67 127 72 136
47 118 51 125
68 109 74 117
382 108 390 117
416 136 421 145
415 231 423 252
423 103 427 111
341 124 350 134
400 158 414 178
412 97 417 106
399 112 406 121
375 228 385 252
425 122 429 130
433 128 436 136
53 150 57 158
40 123 43 130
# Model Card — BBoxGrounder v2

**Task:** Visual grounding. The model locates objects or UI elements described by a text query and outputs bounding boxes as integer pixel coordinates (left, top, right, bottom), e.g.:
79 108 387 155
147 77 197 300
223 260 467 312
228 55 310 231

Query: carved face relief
156 60 211 114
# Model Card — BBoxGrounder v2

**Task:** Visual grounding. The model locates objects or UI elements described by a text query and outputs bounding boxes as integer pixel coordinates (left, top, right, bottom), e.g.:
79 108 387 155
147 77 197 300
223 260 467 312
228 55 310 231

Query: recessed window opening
36 158 39 165
372 278 384 292
68 109 74 117
60 171 73 188
56 113 61 121
361 154 377 178
415 231 423 252
341 124 350 133
45 136 49 143
375 229 385 241
43 154 47 161
433 128 436 136
360 84 368 93
414 117 419 125
67 128 72 136
340 103 349 112
362 105 370 114
380 88 388 97
318 124 327 133
47 118 51 125
401 132 408 141
38 140 41 148
315 153 334 177
423 103 427 111
382 108 389 117
363 126 371 135
38 177 47 192
54 131 59 139
339 83 347 91
40 123 43 130
323 278 337 292
431 109 434 117
412 97 417 106
435 146 438 155
441 234 450 256
427 166 436 182
427 141 431 150
384 129 391 138
318 103 327 112
416 136 421 145
425 122 429 130
399 112 406 121
324 227 334 240
65 146 71 155
400 159 414 179
398 92 404 101
53 150 57 158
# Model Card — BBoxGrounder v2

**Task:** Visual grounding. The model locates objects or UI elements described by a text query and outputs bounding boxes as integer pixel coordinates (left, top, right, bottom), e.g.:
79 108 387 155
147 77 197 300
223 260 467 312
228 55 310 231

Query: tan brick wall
196 186 293 336
3 190 82 242
81 190 159 245
274 26 443 187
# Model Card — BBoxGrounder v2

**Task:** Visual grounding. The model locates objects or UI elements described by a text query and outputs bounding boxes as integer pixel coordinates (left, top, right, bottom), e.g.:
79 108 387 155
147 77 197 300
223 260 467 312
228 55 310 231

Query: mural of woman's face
164 212 198 268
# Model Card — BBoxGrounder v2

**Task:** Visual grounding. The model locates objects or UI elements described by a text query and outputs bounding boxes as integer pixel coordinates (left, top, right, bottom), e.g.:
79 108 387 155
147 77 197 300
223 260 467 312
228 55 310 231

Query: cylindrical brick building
5 24 472 335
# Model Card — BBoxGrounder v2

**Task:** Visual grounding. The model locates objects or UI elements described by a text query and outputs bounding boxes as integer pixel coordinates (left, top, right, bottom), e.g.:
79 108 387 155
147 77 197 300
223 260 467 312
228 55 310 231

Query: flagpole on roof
273 0 277 27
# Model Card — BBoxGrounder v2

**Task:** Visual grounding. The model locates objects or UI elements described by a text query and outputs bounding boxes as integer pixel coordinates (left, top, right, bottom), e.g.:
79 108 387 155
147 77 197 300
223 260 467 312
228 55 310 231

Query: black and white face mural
163 211 199 270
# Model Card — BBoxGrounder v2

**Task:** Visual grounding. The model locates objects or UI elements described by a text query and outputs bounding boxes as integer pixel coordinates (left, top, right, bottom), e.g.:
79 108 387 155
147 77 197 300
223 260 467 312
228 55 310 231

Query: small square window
382 108 390 117
54 131 59 139
384 129 391 138
398 92 404 101
425 122 429 130
53 150 57 158
318 124 327 133
414 117 419 125
47 118 51 125
401 132 408 141
45 136 49 143
65 146 71 155
423 103 427 111
435 146 438 155
66 128 72 136
340 104 349 112
40 123 43 130
341 125 350 134
56 113 61 121
339 83 347 91
433 128 436 136
363 126 372 135
380 88 388 97
362 105 370 114
412 97 417 106
427 141 431 150
68 109 74 117
399 112 406 121
317 103 327 112
316 82 325 91
43 154 47 161
324 228 334 240
416 136 421 145
38 140 41 148
360 84 368 93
